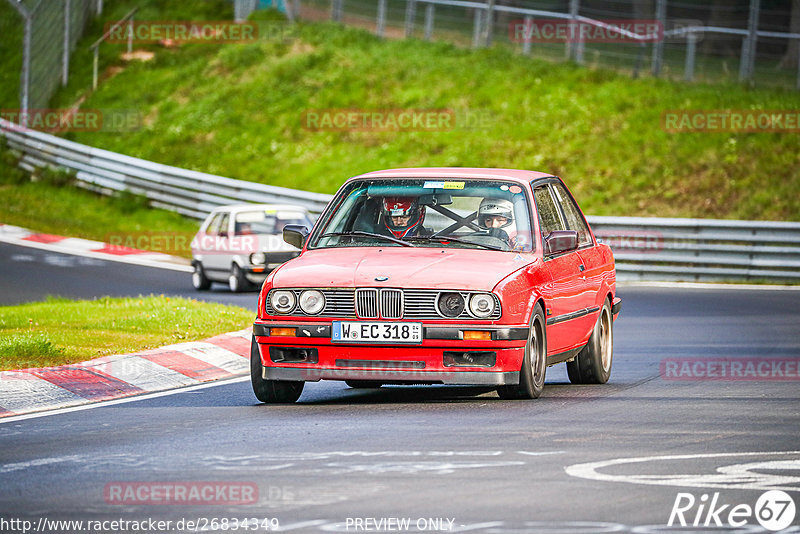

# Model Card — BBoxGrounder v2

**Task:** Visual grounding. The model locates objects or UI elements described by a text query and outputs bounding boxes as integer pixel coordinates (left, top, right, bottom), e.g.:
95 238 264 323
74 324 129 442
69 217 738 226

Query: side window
217 213 231 237
204 213 222 235
552 183 592 246
534 186 565 237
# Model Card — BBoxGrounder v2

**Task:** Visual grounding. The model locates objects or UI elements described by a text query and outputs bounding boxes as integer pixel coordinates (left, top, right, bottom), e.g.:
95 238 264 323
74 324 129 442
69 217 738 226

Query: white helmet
478 198 514 229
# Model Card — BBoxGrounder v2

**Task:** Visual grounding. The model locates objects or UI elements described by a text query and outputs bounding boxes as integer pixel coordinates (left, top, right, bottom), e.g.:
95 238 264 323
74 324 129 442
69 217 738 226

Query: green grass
53 18 799 221
0 295 253 370
0 142 200 258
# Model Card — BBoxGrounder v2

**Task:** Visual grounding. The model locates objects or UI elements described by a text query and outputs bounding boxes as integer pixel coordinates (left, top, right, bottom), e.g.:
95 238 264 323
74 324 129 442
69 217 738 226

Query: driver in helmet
478 198 514 243
380 196 430 239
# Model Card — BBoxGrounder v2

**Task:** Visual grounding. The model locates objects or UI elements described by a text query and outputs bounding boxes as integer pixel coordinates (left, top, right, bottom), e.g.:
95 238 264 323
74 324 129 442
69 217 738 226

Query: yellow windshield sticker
442 181 465 190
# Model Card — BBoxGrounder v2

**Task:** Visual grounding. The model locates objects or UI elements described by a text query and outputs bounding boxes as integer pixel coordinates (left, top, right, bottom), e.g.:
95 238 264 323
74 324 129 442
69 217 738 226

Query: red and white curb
0 223 191 272
0 329 252 418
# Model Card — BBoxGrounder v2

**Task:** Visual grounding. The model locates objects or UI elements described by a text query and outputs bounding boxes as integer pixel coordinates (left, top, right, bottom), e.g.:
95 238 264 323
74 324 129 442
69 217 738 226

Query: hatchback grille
380 289 403 319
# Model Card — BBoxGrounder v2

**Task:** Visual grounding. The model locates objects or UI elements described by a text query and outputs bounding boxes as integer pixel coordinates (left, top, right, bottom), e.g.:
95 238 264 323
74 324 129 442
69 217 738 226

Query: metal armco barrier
0 118 332 219
2 118 799 283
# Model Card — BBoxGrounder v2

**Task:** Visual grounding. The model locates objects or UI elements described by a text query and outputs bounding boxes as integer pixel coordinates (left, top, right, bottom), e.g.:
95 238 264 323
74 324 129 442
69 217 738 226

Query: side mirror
283 225 310 249
544 230 578 255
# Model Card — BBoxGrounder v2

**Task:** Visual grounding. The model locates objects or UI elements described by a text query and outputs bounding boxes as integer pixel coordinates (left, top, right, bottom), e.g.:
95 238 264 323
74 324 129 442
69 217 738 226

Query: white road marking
0 375 249 424
566 451 800 492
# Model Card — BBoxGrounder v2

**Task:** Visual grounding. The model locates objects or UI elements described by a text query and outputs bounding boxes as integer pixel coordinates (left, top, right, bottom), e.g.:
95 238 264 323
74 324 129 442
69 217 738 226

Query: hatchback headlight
250 252 266 265
299 290 325 315
469 293 495 318
270 290 296 314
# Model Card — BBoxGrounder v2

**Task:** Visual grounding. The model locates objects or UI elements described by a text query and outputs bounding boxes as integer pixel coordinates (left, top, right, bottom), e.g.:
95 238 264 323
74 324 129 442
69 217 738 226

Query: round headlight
469 293 495 318
270 290 296 314
299 290 325 315
437 292 465 318
250 252 266 265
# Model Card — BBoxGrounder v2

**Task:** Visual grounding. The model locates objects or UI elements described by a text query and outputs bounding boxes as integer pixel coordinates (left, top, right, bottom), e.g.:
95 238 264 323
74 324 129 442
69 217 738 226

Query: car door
551 181 602 345
533 183 587 355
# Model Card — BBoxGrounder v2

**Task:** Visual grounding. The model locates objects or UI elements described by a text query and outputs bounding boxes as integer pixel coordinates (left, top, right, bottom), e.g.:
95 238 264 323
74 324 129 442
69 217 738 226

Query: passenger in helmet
478 198 514 242
380 196 429 239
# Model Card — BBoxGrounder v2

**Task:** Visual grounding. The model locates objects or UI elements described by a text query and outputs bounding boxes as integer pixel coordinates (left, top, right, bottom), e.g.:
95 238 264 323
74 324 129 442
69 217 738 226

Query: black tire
192 262 211 290
567 299 613 384
345 380 383 389
497 304 546 400
250 337 304 403
229 264 250 293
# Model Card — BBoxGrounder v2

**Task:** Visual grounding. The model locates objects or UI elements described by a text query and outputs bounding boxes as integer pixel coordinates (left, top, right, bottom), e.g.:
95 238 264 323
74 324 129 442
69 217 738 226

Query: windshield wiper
408 235 504 251
319 231 415 247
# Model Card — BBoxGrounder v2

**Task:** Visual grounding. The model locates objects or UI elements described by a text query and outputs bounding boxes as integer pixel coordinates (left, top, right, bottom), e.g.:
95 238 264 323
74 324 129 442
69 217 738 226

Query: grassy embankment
0 295 253 370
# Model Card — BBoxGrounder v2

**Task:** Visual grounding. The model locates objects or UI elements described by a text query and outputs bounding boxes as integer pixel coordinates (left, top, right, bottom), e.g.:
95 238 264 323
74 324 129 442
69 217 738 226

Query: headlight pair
436 292 495 319
270 290 325 315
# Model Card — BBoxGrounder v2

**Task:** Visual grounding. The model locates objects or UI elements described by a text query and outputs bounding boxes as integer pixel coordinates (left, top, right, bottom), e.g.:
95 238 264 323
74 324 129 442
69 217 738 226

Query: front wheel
567 299 613 384
229 264 250 293
192 262 211 290
497 305 546 400
250 337 304 403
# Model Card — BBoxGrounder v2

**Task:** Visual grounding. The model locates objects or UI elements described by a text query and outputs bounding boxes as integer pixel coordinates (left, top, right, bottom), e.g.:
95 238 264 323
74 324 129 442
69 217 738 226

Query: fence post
92 47 99 90
128 16 134 54
472 9 482 48
522 15 532 55
63 0 71 86
331 0 342 22
405 0 416 38
684 31 696 82
797 44 800 90
567 0 579 60
424 3 434 41
376 0 386 37
633 42 645 78
484 0 495 47
739 0 760 82
651 0 666 76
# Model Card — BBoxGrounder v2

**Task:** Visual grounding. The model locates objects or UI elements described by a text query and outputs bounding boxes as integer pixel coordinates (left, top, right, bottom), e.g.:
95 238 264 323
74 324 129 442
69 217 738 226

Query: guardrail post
472 8 483 48
684 32 697 81
331 0 342 22
376 0 386 37
651 0 666 76
405 0 416 38
424 3 434 41
797 43 800 90
522 15 532 55
739 0 760 83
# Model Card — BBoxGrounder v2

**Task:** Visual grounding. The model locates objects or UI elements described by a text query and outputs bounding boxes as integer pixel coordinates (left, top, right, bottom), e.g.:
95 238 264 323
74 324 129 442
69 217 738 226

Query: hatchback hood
271 247 536 291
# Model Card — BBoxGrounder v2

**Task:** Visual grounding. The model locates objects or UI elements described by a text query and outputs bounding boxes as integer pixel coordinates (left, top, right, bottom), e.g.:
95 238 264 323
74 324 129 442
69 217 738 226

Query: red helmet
382 196 424 237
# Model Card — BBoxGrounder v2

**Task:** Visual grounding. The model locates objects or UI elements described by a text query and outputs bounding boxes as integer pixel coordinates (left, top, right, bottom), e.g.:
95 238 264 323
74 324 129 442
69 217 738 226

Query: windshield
310 178 533 252
233 209 313 236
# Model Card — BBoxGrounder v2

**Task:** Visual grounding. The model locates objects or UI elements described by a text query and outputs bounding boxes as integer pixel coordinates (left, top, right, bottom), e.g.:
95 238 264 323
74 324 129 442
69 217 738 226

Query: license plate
331 321 423 344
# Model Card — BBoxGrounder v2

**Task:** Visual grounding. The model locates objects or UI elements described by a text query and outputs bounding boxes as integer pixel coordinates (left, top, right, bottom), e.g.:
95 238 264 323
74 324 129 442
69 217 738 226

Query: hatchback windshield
310 179 533 252
233 209 313 236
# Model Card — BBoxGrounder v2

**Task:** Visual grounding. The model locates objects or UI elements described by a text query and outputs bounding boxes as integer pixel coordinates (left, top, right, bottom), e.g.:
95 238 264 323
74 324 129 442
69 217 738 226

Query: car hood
271 247 536 291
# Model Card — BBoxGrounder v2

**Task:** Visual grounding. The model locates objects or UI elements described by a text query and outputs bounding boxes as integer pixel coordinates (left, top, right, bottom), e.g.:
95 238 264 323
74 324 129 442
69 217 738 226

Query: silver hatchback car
191 204 314 292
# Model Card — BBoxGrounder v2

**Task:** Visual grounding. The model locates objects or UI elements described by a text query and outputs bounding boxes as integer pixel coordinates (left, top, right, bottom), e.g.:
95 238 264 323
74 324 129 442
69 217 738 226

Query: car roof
350 167 555 184
209 203 310 214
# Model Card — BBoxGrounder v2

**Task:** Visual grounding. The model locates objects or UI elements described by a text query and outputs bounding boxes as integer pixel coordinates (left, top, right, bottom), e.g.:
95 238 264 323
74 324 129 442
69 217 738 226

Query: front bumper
253 321 529 385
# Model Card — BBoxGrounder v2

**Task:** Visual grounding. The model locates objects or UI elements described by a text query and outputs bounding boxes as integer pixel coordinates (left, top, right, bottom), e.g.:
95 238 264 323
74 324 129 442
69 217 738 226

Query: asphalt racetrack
1 241 799 532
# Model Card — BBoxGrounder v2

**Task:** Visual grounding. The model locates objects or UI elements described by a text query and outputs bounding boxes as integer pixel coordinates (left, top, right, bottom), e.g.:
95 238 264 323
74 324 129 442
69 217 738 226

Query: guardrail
0 118 332 218
2 117 799 283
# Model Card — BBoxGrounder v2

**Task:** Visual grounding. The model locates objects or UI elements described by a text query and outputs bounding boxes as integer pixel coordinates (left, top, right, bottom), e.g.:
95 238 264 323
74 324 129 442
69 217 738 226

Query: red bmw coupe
251 168 621 403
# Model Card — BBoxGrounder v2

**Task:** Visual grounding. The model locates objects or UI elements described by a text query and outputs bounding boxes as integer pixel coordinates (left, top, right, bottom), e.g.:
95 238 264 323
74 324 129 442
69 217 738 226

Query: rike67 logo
669 490 796 531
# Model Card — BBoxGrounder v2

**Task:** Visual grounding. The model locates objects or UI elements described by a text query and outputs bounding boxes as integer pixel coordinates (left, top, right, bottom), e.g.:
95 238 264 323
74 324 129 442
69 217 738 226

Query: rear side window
552 183 592 246
534 186 565 237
